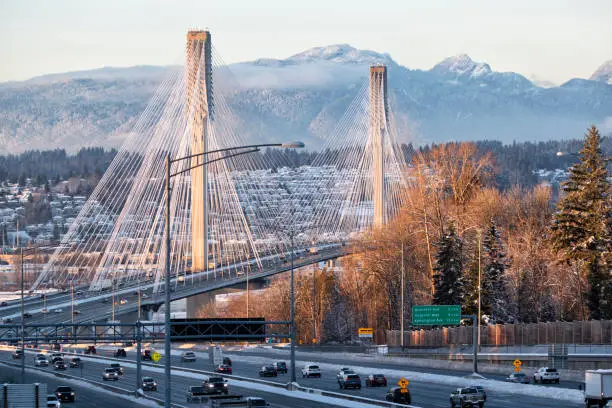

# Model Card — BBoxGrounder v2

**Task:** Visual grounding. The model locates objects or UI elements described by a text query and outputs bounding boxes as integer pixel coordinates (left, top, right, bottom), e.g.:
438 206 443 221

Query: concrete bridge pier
186 278 268 318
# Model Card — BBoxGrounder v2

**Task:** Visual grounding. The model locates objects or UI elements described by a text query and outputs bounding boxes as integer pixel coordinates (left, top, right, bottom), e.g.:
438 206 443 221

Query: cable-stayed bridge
6 30 411 325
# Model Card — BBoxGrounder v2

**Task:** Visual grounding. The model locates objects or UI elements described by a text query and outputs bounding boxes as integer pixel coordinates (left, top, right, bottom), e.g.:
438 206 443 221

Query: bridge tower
186 30 213 272
369 65 388 227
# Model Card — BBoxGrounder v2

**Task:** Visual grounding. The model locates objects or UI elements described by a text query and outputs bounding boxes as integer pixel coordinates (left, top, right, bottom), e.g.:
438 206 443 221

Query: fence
387 320 612 347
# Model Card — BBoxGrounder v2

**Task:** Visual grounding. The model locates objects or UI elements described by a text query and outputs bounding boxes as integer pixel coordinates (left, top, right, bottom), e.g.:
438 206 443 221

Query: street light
163 141 304 407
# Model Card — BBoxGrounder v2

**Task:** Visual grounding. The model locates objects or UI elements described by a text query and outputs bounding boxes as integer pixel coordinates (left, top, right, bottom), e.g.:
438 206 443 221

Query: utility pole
290 230 296 383
477 230 482 355
312 264 316 344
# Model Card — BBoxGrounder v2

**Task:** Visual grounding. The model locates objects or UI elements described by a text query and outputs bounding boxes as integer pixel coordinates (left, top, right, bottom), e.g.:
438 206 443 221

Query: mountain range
0 45 610 153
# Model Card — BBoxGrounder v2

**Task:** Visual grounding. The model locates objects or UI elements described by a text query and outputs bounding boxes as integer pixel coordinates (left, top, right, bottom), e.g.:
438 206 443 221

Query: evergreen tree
433 222 464 305
481 221 513 323
550 126 611 319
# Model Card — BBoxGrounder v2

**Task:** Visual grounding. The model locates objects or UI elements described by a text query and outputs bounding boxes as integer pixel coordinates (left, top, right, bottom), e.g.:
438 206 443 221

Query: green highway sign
412 305 461 326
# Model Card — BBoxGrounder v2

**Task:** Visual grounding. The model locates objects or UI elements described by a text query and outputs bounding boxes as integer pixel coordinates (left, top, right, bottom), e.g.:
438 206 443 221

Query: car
141 293 149 299
48 353 63 363
53 308 63 313
366 374 387 387
23 312 33 318
114 348 127 358
202 376 229 395
301 364 321 378
54 386 75 402
338 373 361 390
533 367 560 384
41 308 48 313
85 345 97 354
103 368 119 381
273 361 288 374
47 394 61 408
54 360 67 370
101 298 110 303
505 372 530 384
3 317 13 323
142 349 153 360
109 363 124 375
69 357 81 368
12 349 24 359
120 299 128 305
605 402 612 408
259 365 278 377
181 351 197 362
385 387 412 404
215 364 233 374
142 377 157 391
35 356 49 367
0 301 7 307
72 310 80 315
223 356 232 366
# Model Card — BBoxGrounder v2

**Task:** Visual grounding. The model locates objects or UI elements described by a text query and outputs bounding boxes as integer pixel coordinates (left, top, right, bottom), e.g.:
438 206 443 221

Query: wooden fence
387 320 612 347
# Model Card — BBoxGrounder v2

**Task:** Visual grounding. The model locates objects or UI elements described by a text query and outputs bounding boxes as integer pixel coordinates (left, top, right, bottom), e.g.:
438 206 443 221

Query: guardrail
0 358 187 408
5 345 420 407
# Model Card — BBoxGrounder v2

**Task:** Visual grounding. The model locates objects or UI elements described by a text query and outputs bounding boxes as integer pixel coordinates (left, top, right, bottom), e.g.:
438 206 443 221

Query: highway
0 348 340 408
13 344 582 408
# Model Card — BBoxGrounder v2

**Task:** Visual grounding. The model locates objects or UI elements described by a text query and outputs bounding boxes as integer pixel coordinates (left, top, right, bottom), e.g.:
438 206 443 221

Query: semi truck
585 369 612 407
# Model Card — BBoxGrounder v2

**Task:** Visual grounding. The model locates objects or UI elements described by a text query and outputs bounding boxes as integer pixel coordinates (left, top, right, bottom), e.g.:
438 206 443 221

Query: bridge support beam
369 65 389 228
187 30 213 272
186 279 268 318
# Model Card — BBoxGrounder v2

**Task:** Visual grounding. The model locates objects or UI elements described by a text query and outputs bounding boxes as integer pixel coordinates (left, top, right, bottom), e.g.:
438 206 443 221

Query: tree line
196 127 611 344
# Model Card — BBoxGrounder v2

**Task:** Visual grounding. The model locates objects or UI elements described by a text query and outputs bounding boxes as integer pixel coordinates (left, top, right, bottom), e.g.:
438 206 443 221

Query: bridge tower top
369 65 388 227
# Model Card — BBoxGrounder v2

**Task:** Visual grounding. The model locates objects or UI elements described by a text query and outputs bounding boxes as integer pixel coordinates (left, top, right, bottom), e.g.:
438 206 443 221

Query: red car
366 374 387 387
215 364 233 375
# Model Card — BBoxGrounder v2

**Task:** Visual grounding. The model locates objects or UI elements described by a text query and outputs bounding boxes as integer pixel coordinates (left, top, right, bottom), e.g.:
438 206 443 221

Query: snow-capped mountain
430 54 492 78
0 45 610 153
590 60 612 84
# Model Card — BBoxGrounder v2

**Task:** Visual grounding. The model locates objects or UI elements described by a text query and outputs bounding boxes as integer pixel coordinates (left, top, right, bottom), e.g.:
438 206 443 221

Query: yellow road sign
513 358 522 372
398 377 409 388
152 352 161 363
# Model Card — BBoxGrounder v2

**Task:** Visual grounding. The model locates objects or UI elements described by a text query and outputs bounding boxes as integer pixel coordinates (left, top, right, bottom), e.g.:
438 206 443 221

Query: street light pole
290 230 296 383
20 248 25 383
164 154 172 408
476 229 482 373
400 241 405 351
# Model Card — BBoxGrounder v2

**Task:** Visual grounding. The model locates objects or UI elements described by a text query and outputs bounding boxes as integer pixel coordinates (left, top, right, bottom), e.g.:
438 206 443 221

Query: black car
69 357 81 368
223 356 232 366
55 386 75 403
23 312 33 318
385 387 411 405
85 345 96 354
142 377 157 391
273 361 287 374
12 350 24 359
259 365 278 377
142 349 152 360
54 360 67 370
0 301 8 307
114 348 127 358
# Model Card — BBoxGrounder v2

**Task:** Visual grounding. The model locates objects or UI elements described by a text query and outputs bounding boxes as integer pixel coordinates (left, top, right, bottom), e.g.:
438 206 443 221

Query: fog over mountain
0 45 610 153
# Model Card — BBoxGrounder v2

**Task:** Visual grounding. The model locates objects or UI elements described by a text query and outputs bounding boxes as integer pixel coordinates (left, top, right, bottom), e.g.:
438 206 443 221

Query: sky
1 0 611 84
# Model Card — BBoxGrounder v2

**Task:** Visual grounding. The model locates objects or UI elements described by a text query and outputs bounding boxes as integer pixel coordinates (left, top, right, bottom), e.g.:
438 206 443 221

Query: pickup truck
533 367 560 384
202 377 229 394
450 387 486 408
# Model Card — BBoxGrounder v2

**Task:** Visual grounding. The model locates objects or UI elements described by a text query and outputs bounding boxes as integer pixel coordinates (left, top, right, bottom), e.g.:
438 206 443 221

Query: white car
53 308 63 313
181 351 196 362
301 364 321 378
533 367 560 384
103 368 119 381
47 395 61 408
35 357 49 367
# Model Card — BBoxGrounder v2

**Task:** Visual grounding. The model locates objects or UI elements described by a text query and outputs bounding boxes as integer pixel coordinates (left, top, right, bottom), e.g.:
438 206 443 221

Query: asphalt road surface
0 349 340 408
13 345 581 408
